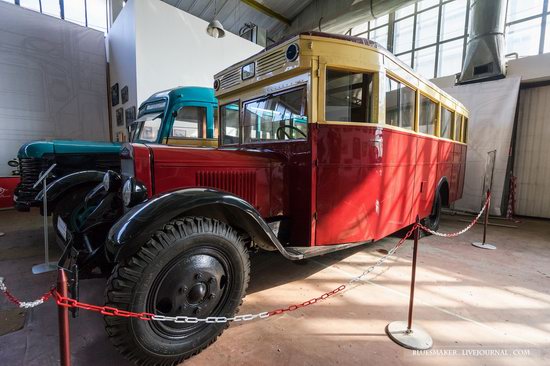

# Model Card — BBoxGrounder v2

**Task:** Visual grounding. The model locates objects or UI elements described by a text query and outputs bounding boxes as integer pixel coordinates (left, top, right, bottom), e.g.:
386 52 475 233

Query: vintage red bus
64 32 468 364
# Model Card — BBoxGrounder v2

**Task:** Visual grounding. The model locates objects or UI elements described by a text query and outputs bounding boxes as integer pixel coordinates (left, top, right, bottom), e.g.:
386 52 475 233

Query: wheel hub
187 283 207 304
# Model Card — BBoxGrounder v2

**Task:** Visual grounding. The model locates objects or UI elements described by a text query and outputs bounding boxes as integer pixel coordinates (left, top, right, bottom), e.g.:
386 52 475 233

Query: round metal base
471 242 497 250
386 321 433 350
32 262 58 274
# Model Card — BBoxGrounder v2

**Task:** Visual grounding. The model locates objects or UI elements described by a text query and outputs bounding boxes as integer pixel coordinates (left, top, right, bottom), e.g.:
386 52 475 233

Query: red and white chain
417 194 490 237
0 277 53 309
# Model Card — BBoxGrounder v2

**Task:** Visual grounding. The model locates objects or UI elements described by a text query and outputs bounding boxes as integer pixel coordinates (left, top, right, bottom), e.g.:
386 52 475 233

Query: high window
385 77 415 129
440 107 453 139
325 69 373 122
419 94 437 135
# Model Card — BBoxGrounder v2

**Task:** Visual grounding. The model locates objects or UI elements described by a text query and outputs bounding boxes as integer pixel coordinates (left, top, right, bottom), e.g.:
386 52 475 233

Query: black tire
422 190 442 233
52 184 96 249
104 217 250 366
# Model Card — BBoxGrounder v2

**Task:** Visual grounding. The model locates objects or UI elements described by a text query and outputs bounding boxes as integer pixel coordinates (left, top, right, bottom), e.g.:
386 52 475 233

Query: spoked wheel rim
147 246 233 339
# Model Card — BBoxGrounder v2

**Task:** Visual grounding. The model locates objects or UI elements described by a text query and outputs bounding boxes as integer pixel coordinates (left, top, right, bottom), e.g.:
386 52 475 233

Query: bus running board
282 241 371 260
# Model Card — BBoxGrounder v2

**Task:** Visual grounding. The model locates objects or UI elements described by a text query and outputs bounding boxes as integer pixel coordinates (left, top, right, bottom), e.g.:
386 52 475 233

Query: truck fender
105 188 293 262
35 170 105 208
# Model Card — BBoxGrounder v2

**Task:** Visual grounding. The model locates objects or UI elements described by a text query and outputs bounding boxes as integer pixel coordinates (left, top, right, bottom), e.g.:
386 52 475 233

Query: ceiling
161 0 313 40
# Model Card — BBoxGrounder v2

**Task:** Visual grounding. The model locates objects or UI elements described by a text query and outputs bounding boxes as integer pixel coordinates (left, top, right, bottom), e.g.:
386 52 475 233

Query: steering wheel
276 125 307 140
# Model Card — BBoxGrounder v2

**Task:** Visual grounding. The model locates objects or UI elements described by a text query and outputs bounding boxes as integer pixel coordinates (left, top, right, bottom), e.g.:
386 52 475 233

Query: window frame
219 100 241 146
169 105 208 140
417 91 439 136
440 105 454 140
241 85 309 145
384 75 417 131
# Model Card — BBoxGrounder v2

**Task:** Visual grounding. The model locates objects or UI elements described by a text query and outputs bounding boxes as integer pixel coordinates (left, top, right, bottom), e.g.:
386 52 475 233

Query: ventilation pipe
457 0 507 84
280 0 418 38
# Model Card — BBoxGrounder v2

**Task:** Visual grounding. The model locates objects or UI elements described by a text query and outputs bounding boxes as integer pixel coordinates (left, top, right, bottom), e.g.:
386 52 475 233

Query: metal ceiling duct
457 0 507 84
281 0 418 38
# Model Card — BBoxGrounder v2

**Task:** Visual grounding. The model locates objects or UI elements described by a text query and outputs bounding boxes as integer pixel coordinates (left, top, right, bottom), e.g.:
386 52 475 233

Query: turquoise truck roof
18 86 217 159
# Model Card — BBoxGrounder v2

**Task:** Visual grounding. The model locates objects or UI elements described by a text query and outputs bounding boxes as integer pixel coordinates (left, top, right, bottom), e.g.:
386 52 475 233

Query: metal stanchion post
32 164 58 274
57 269 71 366
386 216 433 350
472 190 497 250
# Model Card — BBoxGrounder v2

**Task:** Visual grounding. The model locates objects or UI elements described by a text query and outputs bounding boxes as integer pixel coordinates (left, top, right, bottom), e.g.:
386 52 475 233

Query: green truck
13 86 218 214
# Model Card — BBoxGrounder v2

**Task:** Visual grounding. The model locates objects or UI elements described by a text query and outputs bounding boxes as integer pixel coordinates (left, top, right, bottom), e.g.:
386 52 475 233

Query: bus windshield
129 113 164 142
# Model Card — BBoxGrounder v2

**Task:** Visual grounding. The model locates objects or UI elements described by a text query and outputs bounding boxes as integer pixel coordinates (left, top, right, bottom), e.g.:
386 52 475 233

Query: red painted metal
132 122 465 249
0 176 19 209
57 269 71 366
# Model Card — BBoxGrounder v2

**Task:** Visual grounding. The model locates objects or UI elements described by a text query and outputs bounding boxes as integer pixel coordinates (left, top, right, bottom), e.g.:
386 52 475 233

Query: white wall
107 0 263 140
0 2 109 177
107 0 138 140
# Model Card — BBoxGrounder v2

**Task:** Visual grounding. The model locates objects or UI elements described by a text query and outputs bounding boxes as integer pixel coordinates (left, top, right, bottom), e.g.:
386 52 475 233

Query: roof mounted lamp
207 0 225 38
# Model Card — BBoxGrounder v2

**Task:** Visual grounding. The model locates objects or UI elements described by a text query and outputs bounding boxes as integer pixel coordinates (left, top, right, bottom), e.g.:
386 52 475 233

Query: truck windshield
129 113 163 142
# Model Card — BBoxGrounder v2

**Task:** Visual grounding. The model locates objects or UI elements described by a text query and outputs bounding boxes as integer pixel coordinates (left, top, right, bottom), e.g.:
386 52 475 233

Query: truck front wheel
104 217 250 365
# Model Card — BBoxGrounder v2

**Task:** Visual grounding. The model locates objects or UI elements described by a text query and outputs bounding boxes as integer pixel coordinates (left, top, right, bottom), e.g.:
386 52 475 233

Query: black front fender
36 170 105 204
106 188 292 262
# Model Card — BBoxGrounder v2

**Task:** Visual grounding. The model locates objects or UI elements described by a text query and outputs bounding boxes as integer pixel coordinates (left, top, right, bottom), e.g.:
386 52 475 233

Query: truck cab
13 86 218 211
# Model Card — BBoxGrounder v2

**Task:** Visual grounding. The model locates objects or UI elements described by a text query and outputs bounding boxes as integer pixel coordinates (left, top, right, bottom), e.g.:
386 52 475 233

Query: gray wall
0 2 109 177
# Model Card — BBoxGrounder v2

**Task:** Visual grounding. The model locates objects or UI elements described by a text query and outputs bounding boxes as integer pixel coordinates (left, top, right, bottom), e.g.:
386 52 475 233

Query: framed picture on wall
116 108 124 126
111 83 119 106
125 106 136 126
121 85 129 104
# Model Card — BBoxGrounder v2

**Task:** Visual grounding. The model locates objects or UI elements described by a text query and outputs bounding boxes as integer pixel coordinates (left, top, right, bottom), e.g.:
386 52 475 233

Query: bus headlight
122 179 133 207
103 170 121 192
122 178 148 207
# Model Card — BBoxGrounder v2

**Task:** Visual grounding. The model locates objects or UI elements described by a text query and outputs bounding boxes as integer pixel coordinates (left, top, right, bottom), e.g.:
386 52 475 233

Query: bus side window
325 69 373 122
454 113 463 141
171 106 207 138
385 77 414 129
441 107 453 139
419 94 437 135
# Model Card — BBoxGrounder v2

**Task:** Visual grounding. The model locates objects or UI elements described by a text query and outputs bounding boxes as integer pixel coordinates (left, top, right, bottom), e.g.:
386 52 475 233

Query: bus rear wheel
104 217 250 365
422 191 442 233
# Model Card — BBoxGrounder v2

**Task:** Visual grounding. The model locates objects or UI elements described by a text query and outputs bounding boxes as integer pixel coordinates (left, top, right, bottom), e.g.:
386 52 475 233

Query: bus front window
221 103 240 145
243 86 308 143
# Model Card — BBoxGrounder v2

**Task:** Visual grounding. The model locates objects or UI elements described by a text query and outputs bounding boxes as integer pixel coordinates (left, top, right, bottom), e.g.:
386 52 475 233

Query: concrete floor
0 209 549 366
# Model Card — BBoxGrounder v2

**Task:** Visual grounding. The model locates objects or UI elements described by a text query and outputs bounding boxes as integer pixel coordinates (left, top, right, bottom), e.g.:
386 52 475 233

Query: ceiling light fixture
207 0 226 38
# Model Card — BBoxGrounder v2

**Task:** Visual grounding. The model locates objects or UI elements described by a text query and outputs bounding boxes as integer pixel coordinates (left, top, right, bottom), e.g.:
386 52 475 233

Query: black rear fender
106 188 284 262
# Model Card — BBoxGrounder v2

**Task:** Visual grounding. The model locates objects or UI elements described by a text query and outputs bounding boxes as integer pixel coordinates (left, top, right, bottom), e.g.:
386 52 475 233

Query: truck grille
17 158 50 201
196 170 256 205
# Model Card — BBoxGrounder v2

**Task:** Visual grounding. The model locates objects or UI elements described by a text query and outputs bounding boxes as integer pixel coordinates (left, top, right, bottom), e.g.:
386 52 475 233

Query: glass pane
138 115 163 142
396 4 415 19
441 0 467 41
326 70 373 122
171 107 206 138
441 107 453 139
64 0 86 26
87 0 107 32
397 52 413 67
414 46 436 79
419 94 437 135
394 17 414 54
417 0 440 11
221 103 240 145
372 14 389 28
438 39 464 76
243 87 308 143
463 117 468 142
19 0 40 11
370 25 388 47
42 0 61 18
507 0 544 22
454 114 463 141
354 21 369 36
416 7 439 47
506 18 542 56
385 78 415 130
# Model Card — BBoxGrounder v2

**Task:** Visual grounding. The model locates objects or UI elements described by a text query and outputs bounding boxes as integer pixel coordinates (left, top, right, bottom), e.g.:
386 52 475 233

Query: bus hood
18 140 121 159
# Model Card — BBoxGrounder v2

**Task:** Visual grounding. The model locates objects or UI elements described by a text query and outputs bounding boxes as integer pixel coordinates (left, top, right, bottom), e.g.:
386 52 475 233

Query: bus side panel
438 140 455 201
414 135 439 219
315 125 416 245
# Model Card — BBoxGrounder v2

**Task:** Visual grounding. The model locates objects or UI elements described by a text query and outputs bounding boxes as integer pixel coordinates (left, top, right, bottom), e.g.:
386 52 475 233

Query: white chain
419 199 488 237
151 312 270 323
0 277 48 309
349 241 403 284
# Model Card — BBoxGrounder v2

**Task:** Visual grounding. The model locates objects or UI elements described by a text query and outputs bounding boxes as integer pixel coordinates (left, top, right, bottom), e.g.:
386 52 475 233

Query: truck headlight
122 179 133 207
